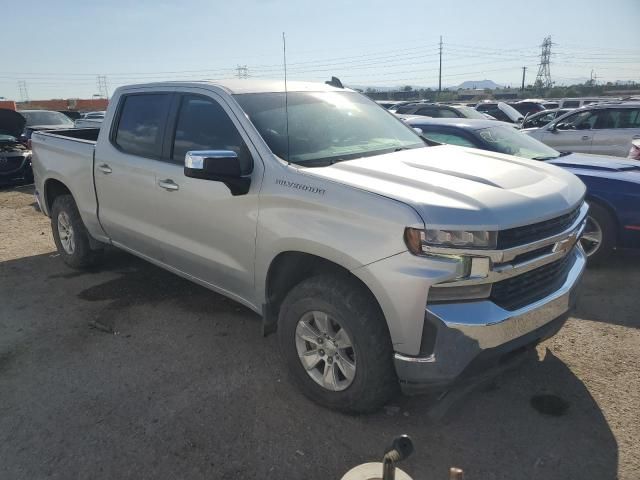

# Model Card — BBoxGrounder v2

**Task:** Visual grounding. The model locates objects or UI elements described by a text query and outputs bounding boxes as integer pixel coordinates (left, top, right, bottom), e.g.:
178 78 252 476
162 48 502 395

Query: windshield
20 111 74 127
234 91 425 166
476 125 561 159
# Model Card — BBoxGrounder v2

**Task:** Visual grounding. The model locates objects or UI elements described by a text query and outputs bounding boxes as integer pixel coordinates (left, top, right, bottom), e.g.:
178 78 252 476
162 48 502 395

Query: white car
524 102 640 157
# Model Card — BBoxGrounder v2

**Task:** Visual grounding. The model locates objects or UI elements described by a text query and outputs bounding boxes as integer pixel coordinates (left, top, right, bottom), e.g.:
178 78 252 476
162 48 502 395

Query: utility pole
521 66 527 91
534 36 553 89
236 65 249 79
18 80 29 102
438 35 443 98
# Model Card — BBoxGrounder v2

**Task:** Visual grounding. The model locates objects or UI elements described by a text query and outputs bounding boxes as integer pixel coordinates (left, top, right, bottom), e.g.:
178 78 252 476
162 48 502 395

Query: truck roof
119 79 353 95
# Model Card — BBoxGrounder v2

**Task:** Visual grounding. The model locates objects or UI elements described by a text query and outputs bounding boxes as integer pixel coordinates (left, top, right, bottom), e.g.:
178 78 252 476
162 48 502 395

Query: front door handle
97 163 112 174
582 135 591 141
158 179 179 191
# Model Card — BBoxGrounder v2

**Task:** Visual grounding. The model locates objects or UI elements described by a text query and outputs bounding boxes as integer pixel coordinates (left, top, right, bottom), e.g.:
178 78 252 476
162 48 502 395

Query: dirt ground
1 185 638 480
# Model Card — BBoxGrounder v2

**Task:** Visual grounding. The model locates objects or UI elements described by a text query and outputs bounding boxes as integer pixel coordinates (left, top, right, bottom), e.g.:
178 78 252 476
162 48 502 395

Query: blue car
407 117 640 265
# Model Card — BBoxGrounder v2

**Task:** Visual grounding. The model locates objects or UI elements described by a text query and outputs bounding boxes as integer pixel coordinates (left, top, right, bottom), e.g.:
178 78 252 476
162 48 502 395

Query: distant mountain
456 80 503 90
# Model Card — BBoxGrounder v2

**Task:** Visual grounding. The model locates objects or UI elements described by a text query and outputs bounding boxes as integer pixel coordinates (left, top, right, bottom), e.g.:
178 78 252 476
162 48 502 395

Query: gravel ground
0 185 638 480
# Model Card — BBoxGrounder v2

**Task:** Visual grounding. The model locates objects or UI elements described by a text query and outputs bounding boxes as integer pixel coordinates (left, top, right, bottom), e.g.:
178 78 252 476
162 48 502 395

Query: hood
497 102 524 123
548 152 640 183
302 145 586 230
0 108 26 138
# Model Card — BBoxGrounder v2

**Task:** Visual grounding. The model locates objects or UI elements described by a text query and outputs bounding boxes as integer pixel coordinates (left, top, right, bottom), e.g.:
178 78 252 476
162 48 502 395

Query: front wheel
51 194 103 269
278 274 398 413
581 202 616 267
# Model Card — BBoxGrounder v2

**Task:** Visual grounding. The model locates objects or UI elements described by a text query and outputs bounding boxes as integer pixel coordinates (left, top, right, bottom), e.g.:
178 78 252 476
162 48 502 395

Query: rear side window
114 94 172 158
171 95 251 172
562 100 580 108
436 108 460 118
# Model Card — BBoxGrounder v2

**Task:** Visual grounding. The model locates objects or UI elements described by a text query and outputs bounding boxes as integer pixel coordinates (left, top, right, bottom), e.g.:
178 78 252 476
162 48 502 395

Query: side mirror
184 150 251 196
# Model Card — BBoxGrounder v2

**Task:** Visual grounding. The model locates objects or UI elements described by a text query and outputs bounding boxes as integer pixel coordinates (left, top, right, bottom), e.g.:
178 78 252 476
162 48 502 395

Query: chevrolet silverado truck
32 80 588 413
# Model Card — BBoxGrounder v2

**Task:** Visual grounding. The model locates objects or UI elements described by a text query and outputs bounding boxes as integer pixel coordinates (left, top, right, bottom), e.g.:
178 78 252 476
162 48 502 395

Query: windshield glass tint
21 111 74 126
477 125 560 159
234 91 424 165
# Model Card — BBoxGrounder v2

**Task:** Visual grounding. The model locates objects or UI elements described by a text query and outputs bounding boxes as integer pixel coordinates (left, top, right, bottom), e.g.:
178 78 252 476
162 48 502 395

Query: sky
1 0 639 100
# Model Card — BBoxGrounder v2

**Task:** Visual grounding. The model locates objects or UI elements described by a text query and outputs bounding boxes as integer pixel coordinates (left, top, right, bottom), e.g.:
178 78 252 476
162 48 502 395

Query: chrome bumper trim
426 246 585 350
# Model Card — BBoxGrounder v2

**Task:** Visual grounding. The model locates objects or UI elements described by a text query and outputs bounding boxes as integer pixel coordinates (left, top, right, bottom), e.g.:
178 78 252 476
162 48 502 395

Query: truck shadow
0 249 621 480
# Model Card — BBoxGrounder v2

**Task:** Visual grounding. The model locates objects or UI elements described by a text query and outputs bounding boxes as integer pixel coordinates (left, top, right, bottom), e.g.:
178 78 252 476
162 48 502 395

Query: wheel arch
586 194 620 246
262 250 389 338
43 178 73 217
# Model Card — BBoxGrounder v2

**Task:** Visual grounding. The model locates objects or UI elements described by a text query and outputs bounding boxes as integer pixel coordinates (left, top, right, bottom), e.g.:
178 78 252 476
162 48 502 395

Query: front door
543 109 598 154
151 91 262 304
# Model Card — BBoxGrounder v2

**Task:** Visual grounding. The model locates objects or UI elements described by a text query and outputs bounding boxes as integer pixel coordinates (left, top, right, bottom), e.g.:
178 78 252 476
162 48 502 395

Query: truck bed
31 129 103 240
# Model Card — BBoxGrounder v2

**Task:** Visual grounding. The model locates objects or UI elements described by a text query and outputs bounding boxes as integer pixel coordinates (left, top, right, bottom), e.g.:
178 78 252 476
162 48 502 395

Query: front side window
114 94 172 158
171 95 250 171
556 110 598 130
234 91 424 166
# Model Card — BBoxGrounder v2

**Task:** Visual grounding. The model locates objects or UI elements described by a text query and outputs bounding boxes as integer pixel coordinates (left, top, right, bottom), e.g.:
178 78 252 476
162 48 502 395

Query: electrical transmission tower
18 80 29 102
96 76 109 98
236 65 249 79
535 36 553 89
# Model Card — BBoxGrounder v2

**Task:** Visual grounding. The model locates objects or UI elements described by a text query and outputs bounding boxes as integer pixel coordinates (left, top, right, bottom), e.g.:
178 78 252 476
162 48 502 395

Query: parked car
82 111 106 119
524 102 640 157
507 100 547 117
74 117 103 128
390 102 488 119
475 101 524 124
18 109 75 140
558 97 619 109
0 109 33 184
522 108 574 129
32 79 587 413
543 101 560 109
407 117 640 263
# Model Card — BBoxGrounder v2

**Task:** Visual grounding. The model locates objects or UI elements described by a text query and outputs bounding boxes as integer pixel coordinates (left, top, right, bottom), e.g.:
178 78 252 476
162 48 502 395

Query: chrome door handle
97 163 112 174
158 179 179 191
632 135 640 139
582 135 591 141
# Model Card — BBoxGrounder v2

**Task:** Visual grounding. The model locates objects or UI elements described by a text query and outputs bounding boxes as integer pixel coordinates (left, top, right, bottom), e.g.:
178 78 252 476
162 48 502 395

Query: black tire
583 202 616 267
277 274 398 413
51 194 103 269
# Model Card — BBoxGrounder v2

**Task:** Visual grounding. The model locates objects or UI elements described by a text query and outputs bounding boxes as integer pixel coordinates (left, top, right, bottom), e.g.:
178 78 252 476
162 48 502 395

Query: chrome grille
0 155 26 173
497 207 581 250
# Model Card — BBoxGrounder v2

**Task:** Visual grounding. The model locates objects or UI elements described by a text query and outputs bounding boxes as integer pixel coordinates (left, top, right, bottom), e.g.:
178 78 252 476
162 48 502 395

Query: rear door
150 90 262 303
94 91 174 261
591 108 640 157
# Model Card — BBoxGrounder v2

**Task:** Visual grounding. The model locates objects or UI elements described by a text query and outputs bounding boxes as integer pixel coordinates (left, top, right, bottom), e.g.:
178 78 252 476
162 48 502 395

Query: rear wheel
51 195 103 269
278 274 398 413
582 202 616 266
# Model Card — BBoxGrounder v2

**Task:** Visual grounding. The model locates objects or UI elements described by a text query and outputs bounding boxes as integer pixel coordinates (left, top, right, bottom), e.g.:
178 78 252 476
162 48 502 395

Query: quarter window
114 94 172 158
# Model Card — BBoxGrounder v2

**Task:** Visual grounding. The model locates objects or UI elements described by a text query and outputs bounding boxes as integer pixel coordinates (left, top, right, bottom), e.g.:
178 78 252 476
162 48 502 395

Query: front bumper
0 154 32 184
394 246 585 393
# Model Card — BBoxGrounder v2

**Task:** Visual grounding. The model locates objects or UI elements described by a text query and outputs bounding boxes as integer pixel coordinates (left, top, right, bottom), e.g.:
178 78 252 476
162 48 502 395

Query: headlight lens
404 228 497 254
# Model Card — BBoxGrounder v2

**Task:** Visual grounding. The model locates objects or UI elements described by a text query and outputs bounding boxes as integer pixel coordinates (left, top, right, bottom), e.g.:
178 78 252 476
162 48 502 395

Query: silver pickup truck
32 80 588 413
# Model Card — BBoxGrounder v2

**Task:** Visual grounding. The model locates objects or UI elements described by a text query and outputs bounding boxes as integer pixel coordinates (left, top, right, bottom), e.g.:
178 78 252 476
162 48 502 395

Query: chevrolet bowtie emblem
553 229 579 254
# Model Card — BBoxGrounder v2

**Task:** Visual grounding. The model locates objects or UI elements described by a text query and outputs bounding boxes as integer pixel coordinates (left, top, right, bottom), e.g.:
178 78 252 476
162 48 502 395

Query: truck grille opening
490 253 574 311
0 156 26 173
497 207 581 249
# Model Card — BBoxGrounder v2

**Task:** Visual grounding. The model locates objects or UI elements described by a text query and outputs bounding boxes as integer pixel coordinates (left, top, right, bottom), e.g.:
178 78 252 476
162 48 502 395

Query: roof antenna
282 32 291 165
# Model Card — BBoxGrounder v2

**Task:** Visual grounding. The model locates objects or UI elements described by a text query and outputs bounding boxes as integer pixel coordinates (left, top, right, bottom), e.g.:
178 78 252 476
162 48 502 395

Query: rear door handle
158 179 179 191
582 135 591 141
97 163 112 174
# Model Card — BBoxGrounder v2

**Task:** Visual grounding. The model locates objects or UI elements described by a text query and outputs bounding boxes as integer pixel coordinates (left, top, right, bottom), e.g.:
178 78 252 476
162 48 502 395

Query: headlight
404 228 497 254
